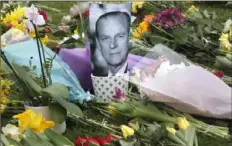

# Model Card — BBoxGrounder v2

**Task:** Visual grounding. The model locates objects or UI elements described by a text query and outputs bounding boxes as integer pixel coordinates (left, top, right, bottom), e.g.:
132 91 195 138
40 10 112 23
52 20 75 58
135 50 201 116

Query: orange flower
143 14 155 23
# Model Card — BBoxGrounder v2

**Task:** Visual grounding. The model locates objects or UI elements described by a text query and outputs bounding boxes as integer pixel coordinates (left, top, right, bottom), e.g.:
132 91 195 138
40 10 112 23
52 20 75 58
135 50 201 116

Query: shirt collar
108 61 128 76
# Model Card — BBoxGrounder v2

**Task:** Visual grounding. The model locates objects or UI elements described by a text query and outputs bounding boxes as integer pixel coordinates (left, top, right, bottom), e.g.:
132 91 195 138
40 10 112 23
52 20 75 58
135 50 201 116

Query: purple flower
113 87 124 100
153 8 186 29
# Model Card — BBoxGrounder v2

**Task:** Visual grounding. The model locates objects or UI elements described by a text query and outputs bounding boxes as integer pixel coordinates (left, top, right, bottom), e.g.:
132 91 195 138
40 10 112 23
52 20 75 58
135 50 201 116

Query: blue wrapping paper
2 39 91 103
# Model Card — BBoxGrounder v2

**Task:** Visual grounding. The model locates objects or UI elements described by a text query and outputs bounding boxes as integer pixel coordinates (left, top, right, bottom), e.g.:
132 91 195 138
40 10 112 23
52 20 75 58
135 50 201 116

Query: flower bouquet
129 43 231 119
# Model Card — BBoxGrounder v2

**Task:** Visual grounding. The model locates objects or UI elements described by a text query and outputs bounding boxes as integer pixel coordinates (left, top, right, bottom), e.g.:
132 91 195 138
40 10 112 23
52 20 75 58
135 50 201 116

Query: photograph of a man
95 11 130 76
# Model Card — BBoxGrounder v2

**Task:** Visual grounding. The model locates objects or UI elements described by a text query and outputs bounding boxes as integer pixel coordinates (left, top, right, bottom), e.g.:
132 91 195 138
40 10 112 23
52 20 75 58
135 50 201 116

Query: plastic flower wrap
129 44 232 119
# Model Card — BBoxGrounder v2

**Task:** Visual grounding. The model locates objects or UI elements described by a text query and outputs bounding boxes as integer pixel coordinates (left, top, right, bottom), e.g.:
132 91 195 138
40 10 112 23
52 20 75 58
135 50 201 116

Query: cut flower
13 109 55 133
153 8 186 29
2 124 21 142
121 125 134 138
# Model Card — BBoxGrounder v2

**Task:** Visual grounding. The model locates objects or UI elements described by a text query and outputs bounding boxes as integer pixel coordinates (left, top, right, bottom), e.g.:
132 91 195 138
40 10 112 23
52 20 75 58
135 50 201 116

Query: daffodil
1 79 14 97
166 127 177 134
1 97 10 104
219 33 232 51
13 109 55 133
41 35 49 44
177 117 190 130
133 21 149 39
2 124 21 142
187 5 199 13
132 2 144 13
107 105 117 116
120 125 134 138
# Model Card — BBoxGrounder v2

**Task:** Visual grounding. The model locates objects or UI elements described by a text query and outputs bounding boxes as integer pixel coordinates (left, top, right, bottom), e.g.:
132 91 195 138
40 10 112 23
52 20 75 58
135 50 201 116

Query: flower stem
33 23 47 88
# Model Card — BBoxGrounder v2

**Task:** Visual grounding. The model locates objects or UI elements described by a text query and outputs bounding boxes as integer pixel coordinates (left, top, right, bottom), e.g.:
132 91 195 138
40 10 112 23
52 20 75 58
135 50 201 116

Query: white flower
24 4 45 27
2 124 21 142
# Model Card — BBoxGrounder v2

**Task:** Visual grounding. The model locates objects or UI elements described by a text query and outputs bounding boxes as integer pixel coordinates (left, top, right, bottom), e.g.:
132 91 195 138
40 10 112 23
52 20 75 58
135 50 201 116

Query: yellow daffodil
1 79 14 97
121 125 134 138
107 105 117 116
219 33 232 51
41 35 49 44
13 109 55 133
187 5 199 13
166 127 177 134
1 97 10 104
132 2 144 13
1 104 6 113
133 21 149 39
177 117 190 130
2 124 21 142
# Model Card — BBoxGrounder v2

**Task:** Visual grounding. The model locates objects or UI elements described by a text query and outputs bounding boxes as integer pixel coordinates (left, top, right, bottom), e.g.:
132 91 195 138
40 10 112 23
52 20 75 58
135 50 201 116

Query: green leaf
185 126 196 146
12 63 42 97
41 83 69 100
49 102 67 124
55 99 83 117
172 28 188 45
5 136 23 146
51 30 67 38
203 10 210 18
195 52 205 57
145 123 164 144
149 35 169 45
119 140 137 146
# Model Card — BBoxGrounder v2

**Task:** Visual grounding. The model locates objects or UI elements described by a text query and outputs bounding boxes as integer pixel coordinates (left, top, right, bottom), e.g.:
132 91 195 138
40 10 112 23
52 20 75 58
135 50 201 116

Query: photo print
89 3 132 76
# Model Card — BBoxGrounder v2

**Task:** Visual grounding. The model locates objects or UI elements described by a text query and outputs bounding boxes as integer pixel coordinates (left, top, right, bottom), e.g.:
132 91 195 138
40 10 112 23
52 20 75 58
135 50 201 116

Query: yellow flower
2 6 26 31
121 125 134 138
74 28 78 34
29 30 36 38
1 104 6 113
41 35 49 44
1 79 14 97
219 33 232 51
132 2 144 13
107 105 117 116
166 127 177 134
13 109 55 133
187 5 199 13
1 97 10 104
133 21 149 39
229 26 232 40
177 117 190 130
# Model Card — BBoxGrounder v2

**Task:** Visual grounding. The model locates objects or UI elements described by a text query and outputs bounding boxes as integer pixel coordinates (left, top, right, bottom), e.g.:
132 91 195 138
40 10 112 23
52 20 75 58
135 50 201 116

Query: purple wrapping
59 48 154 91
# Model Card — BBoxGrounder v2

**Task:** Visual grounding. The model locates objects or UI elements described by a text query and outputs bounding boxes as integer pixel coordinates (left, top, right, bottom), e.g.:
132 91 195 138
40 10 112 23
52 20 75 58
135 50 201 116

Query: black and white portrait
89 3 131 76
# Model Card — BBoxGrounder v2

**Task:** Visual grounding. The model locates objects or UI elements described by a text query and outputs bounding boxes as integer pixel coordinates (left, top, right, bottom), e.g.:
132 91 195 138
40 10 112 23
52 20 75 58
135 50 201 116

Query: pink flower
153 8 186 29
113 87 124 100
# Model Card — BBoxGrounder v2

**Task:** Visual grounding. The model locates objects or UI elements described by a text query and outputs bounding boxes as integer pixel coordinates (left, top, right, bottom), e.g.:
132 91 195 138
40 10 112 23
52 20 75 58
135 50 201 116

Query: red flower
52 47 61 54
38 10 48 23
213 71 224 78
153 8 185 29
82 10 89 18
7 23 12 29
45 27 51 33
75 133 120 146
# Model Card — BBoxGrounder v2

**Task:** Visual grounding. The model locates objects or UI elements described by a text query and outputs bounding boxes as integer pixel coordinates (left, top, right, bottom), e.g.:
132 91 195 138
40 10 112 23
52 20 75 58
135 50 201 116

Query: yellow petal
121 125 134 138
166 127 177 134
29 113 43 129
177 117 190 130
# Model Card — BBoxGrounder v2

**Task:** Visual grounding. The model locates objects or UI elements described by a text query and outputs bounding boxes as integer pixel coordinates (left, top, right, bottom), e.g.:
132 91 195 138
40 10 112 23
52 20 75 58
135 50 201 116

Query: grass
27 1 232 146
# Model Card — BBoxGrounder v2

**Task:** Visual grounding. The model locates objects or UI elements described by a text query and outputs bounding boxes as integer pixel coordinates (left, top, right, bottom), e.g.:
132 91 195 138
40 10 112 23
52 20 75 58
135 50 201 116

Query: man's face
97 16 129 66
